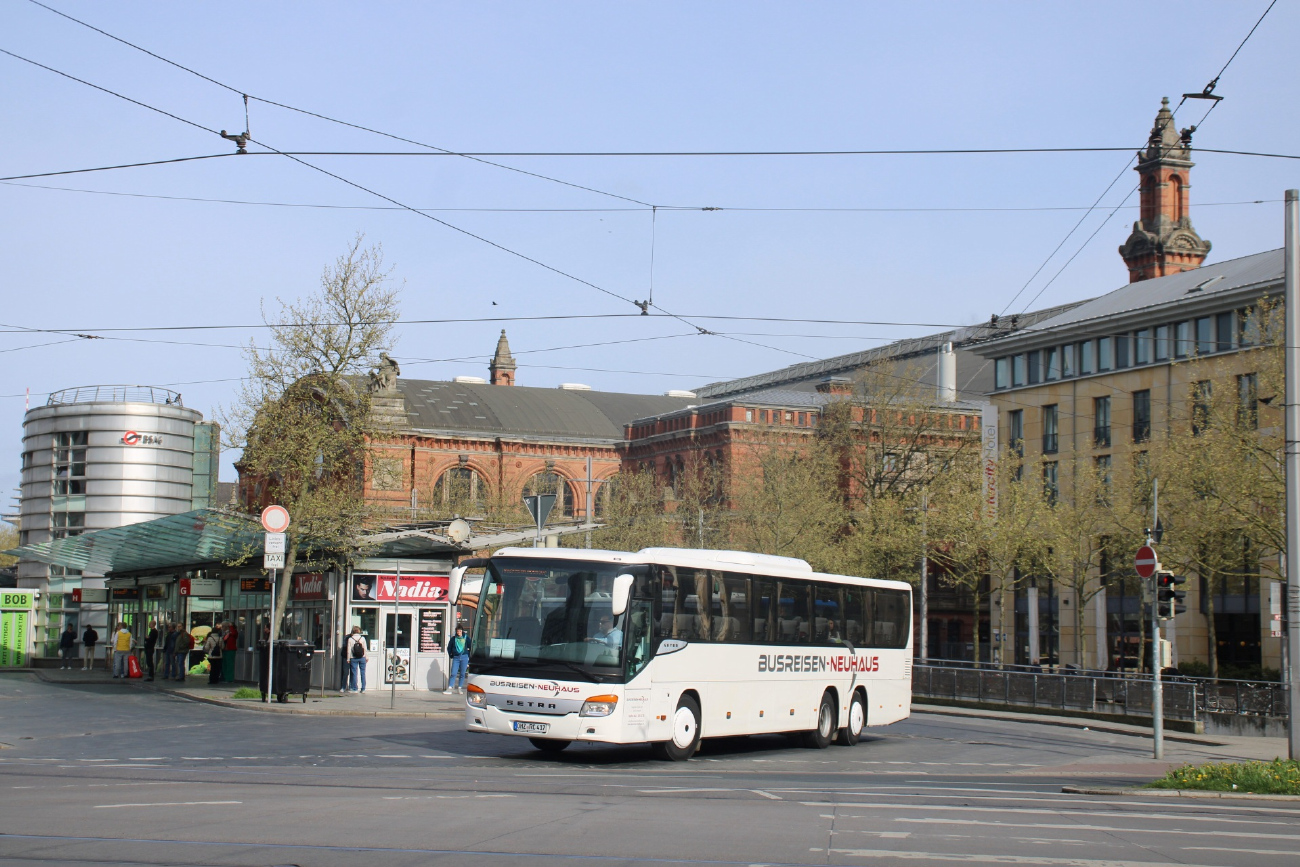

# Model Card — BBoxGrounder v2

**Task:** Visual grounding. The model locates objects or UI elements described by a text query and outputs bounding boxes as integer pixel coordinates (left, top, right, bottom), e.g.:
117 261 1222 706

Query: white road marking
819 849 1240 866
373 754 412 758
804 802 1300 825
94 800 241 809
895 817 1300 841
1184 847 1298 856
750 790 782 800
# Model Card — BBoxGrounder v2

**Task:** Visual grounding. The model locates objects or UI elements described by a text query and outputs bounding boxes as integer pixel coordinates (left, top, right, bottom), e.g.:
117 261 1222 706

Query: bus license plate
513 721 549 734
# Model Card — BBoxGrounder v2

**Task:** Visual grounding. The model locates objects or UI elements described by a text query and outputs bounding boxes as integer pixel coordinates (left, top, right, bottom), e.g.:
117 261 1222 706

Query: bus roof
486 546 911 592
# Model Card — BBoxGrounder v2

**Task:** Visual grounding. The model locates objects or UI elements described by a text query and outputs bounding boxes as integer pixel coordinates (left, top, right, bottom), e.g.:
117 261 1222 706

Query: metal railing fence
912 662 1288 721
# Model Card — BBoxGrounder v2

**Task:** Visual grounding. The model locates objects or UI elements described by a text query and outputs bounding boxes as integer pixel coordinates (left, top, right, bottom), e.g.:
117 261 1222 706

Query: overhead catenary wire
1000 0 1278 319
23 0 652 209
0 181 1287 213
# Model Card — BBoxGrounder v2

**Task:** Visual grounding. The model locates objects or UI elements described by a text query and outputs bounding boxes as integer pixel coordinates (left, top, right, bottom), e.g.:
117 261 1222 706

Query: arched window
592 478 616 519
1169 174 1184 221
432 466 485 515
523 471 575 518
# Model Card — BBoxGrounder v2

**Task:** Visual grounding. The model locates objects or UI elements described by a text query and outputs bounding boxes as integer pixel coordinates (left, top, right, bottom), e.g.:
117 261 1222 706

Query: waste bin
272 640 313 703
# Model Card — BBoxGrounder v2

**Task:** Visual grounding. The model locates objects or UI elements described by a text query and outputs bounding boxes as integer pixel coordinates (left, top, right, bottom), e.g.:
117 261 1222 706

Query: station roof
6 509 600 577
397 379 694 442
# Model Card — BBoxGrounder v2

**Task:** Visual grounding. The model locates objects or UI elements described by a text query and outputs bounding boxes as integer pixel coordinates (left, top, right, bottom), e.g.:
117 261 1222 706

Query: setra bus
449 546 913 760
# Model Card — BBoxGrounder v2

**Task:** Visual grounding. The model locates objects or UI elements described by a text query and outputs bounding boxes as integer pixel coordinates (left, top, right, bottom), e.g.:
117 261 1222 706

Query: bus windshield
469 558 634 684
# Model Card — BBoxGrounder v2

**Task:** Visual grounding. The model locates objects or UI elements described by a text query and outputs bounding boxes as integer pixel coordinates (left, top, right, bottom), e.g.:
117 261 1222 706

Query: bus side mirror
611 573 635 617
448 558 488 605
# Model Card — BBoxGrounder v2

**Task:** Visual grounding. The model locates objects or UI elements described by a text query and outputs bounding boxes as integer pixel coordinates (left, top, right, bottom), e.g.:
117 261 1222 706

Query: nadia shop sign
293 572 327 600
352 574 448 603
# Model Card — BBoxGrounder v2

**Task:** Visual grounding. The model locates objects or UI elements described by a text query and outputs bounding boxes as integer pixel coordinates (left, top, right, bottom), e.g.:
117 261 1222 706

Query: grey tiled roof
396 380 695 442
973 249 1283 352
693 301 1084 400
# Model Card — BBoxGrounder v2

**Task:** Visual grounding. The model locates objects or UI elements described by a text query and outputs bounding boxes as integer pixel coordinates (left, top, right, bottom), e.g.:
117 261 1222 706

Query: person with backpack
443 625 472 695
203 626 224 685
345 626 367 694
81 624 99 671
172 626 193 682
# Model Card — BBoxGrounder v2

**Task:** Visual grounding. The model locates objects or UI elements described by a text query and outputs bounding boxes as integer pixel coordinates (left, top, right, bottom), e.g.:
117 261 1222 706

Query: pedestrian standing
203 626 224 685
443 625 472 694
345 626 367 694
81 624 98 671
110 623 133 679
161 623 178 679
222 621 238 683
143 621 159 681
173 626 193 682
58 622 77 669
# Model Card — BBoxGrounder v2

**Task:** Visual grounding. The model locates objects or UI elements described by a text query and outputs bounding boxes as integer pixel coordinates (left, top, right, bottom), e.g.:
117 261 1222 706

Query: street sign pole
259 506 291 705
390 560 401 710
266 567 276 703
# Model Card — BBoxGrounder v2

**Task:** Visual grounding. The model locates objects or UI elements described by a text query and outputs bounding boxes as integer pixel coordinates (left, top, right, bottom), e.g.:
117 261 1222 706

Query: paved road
1 674 1294 867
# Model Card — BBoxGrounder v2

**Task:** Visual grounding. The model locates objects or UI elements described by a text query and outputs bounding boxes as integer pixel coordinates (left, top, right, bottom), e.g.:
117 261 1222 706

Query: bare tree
223 236 401 639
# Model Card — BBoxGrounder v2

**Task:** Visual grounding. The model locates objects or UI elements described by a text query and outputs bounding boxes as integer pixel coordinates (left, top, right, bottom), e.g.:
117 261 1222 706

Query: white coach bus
449 546 913 761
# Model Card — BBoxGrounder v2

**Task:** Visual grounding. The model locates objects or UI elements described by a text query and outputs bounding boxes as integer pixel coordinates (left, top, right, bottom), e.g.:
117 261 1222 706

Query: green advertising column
0 590 35 668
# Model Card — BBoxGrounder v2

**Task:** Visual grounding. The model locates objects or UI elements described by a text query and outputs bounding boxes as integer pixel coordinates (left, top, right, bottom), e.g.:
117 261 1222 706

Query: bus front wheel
803 690 836 749
652 694 701 761
837 691 865 746
529 738 571 753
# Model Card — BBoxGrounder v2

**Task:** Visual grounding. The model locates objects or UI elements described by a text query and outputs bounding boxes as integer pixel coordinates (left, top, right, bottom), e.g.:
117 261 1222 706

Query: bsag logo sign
122 430 163 446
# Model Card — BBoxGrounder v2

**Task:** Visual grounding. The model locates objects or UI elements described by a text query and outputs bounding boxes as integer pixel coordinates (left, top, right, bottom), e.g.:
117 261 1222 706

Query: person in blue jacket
443 625 471 695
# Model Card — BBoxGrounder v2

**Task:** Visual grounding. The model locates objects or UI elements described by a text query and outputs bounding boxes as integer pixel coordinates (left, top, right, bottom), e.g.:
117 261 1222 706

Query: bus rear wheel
837 691 865 746
529 738 571 753
803 690 836 749
652 694 701 761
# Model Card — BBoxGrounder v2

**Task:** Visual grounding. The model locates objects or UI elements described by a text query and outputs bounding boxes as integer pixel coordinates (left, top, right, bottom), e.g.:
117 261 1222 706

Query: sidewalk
25 666 468 718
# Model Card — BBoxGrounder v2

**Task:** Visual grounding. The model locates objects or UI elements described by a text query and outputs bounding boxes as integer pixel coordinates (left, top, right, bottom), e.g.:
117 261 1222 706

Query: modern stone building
17 385 220 655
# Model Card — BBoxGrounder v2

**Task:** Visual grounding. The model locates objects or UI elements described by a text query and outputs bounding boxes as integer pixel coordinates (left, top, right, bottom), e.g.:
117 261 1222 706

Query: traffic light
1156 571 1186 620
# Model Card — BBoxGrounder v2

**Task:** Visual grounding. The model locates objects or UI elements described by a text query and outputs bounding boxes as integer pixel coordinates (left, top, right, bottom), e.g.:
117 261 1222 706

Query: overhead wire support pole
1284 187 1299 761
1149 481 1162 760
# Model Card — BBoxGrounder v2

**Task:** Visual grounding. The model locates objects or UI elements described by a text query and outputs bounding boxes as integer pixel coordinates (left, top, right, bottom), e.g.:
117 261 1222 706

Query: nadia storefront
346 559 456 691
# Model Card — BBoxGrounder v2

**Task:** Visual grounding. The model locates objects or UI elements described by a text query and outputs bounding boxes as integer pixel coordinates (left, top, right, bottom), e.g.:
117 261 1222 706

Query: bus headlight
466 683 486 707
580 694 619 717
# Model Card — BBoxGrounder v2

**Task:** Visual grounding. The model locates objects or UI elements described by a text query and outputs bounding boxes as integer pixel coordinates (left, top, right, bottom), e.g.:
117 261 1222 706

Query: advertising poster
385 647 411 684
418 608 445 653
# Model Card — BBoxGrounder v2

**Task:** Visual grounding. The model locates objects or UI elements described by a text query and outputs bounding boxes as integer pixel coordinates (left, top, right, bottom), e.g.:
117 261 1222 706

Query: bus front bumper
466 702 627 743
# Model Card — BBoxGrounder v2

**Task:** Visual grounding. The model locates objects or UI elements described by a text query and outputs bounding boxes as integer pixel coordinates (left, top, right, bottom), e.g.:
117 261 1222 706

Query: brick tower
489 329 516 386
1118 98 1212 282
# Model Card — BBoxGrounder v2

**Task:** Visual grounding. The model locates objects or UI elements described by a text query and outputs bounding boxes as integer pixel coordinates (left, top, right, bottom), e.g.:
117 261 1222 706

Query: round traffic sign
261 505 290 533
1135 544 1159 578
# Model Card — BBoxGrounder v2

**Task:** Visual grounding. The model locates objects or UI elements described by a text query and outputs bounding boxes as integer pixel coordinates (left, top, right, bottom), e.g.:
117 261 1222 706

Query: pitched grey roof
693 301 1084 400
396 380 695 442
971 249 1283 355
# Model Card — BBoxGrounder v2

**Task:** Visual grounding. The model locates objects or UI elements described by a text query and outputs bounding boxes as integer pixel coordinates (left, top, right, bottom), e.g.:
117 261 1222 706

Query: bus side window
782 581 812 644
854 588 874 646
752 575 775 642
715 572 750 642
813 585 842 644
875 588 911 648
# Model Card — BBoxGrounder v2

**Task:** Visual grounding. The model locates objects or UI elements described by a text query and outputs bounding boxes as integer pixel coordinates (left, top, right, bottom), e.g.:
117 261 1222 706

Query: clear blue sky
3 1 1297 499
